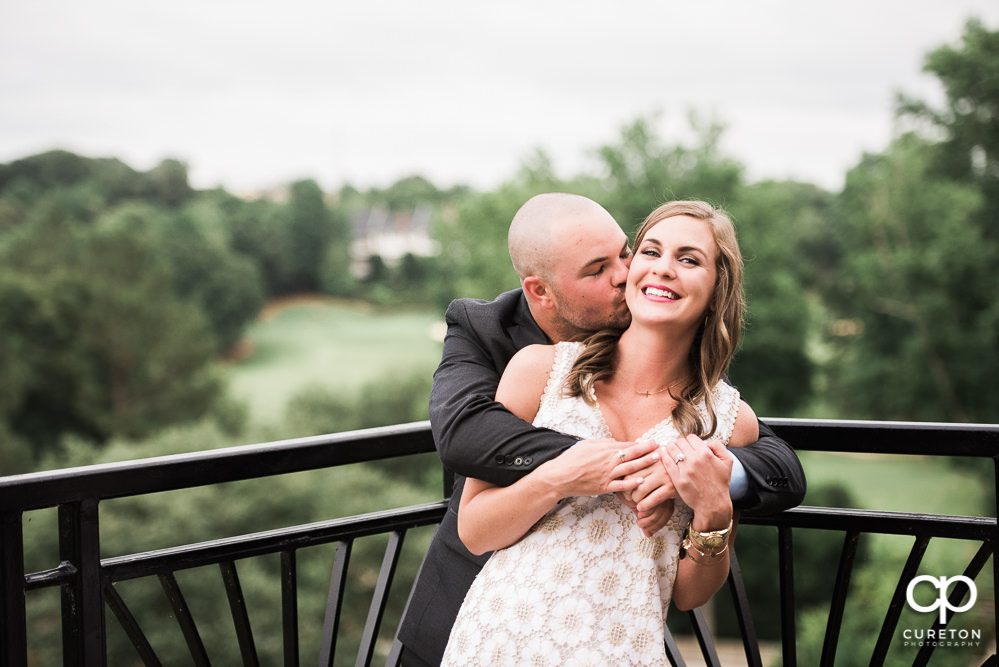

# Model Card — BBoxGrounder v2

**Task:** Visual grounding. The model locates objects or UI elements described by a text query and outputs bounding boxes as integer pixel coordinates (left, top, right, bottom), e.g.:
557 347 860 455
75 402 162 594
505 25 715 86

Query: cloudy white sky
3 1 998 194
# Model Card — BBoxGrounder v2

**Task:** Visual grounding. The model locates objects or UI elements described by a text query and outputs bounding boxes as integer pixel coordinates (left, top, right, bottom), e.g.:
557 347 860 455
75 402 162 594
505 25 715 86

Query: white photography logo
906 575 977 623
902 575 982 649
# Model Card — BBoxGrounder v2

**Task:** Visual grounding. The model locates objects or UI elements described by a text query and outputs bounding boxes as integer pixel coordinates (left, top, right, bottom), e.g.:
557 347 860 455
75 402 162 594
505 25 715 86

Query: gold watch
687 519 733 551
680 519 734 563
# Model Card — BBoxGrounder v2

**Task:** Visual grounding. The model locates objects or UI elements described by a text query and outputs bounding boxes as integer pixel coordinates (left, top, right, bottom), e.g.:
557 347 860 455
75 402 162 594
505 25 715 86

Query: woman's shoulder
730 400 759 448
498 344 559 422
708 381 751 445
508 343 558 368
709 382 759 447
509 340 582 367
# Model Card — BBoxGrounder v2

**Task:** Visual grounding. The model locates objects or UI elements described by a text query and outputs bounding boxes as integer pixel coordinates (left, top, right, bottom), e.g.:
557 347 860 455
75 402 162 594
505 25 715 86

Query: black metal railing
1 419 996 666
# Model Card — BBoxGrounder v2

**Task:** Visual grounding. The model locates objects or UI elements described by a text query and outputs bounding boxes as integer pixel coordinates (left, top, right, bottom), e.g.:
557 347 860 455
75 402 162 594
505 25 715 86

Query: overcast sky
3 1 998 194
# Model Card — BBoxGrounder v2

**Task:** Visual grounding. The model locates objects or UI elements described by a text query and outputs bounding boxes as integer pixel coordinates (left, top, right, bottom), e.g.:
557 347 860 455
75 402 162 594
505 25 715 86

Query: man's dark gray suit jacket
396 288 806 665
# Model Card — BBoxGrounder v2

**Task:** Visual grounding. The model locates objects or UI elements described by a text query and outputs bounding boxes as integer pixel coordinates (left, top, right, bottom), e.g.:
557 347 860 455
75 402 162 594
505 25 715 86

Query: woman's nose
652 258 675 278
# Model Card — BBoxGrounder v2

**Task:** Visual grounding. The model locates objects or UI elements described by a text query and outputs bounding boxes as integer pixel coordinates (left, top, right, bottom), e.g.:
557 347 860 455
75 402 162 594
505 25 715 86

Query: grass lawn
223 297 444 425
799 451 989 518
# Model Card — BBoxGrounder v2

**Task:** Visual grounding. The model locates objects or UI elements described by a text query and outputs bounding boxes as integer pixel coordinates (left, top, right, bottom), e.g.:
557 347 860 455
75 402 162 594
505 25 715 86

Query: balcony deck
1 419 996 666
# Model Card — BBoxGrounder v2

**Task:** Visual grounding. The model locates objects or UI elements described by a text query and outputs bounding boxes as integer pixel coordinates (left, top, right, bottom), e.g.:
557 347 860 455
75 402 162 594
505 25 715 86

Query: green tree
141 158 194 208
155 210 265 352
824 134 994 422
67 221 223 440
727 181 833 416
284 179 334 293
898 18 999 239
0 201 224 449
226 197 292 296
595 112 745 233
320 202 354 297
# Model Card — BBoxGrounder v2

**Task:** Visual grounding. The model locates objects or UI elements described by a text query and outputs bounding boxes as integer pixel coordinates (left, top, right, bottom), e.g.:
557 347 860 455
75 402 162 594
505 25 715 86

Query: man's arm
429 298 577 487
729 418 806 515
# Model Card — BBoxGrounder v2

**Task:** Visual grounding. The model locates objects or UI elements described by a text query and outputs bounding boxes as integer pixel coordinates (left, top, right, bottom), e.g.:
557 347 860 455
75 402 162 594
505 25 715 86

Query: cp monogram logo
905 575 977 624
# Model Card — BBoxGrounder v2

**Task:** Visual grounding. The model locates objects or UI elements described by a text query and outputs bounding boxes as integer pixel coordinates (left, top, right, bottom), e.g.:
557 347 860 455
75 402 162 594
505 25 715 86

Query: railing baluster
58 499 105 666
355 530 406 667
727 548 763 667
820 529 860 666
663 623 688 667
158 572 211 665
687 607 722 667
0 509 27 667
870 534 930 664
104 582 163 666
281 550 299 666
319 540 354 667
220 560 259 666
778 525 796 667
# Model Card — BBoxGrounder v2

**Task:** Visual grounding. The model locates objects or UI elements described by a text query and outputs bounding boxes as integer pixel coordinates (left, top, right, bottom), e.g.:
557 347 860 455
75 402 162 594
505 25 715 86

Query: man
395 193 805 666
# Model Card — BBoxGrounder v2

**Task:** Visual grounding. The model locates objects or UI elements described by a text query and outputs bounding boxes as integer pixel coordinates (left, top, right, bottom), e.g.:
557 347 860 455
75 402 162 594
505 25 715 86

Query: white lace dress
441 341 741 667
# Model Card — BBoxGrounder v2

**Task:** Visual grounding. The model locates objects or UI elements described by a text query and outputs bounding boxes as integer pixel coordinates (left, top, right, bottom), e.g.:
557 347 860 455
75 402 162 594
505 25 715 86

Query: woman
441 200 760 666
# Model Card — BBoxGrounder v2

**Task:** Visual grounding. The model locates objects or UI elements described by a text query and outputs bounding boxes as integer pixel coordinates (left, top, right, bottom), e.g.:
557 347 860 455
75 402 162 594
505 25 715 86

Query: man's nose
611 256 630 287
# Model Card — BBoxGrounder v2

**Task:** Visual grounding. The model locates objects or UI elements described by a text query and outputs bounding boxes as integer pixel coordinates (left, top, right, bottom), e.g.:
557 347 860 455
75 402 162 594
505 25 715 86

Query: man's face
548 214 633 336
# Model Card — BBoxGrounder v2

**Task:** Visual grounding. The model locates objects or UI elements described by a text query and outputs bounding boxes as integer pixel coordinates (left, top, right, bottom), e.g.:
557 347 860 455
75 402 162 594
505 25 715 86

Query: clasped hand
550 435 732 535
569 434 733 536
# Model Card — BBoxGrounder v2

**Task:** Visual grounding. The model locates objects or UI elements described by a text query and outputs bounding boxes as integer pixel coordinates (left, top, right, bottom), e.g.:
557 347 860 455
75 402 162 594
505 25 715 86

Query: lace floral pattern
442 342 741 666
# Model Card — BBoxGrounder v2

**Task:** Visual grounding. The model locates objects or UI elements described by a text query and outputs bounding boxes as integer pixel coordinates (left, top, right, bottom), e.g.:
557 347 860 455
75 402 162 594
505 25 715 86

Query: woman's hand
656 434 733 530
542 438 659 498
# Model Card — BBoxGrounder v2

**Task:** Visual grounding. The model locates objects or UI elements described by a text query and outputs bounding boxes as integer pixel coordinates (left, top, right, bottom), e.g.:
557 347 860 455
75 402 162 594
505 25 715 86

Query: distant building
349 203 438 277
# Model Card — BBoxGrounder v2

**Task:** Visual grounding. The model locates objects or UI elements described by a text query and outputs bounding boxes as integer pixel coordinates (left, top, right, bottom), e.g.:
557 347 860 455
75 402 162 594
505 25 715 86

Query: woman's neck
614 324 694 391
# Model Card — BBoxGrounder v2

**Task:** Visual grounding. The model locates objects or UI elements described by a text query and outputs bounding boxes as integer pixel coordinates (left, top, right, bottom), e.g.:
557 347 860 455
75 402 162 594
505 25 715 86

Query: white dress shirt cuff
729 453 749 501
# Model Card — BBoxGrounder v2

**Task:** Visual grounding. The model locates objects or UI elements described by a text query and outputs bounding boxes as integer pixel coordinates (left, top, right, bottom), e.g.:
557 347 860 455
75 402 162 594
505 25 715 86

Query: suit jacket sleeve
729 418 806 515
429 295 577 487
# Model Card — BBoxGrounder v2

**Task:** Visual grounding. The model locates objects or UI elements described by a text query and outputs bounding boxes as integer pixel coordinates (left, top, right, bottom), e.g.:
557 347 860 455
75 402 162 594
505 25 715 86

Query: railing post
59 499 106 666
778 525 796 667
0 510 27 667
993 454 998 654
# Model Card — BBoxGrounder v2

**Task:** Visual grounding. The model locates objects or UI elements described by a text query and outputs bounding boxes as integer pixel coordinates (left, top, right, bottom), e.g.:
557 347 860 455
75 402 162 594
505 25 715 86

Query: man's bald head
506 192 631 341
508 193 612 283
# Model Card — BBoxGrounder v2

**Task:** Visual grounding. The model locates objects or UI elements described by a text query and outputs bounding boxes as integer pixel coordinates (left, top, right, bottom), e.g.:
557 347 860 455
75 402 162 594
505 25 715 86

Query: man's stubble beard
554 291 631 339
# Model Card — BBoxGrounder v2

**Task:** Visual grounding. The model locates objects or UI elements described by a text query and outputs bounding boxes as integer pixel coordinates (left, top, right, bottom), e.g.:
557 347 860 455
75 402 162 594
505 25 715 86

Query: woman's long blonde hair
565 200 745 438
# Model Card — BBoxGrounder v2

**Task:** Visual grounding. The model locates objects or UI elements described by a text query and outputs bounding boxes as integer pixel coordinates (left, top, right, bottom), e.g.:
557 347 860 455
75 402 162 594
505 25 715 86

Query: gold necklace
633 385 672 398
619 375 677 398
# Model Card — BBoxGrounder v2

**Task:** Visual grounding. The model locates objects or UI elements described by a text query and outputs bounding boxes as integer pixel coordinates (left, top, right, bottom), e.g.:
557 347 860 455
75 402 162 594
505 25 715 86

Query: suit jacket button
504 455 514 465
514 457 524 465
495 454 505 464
524 457 533 466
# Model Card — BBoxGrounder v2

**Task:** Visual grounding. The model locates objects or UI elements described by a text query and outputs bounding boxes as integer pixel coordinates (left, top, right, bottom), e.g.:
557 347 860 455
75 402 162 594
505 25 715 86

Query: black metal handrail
1 419 996 666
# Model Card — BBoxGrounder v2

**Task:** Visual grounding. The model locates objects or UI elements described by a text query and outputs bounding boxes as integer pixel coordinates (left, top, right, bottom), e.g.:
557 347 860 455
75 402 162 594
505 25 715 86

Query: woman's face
625 215 718 332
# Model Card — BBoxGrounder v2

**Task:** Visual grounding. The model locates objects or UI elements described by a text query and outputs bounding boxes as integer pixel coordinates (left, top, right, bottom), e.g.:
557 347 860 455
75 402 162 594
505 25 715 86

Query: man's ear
522 276 555 309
